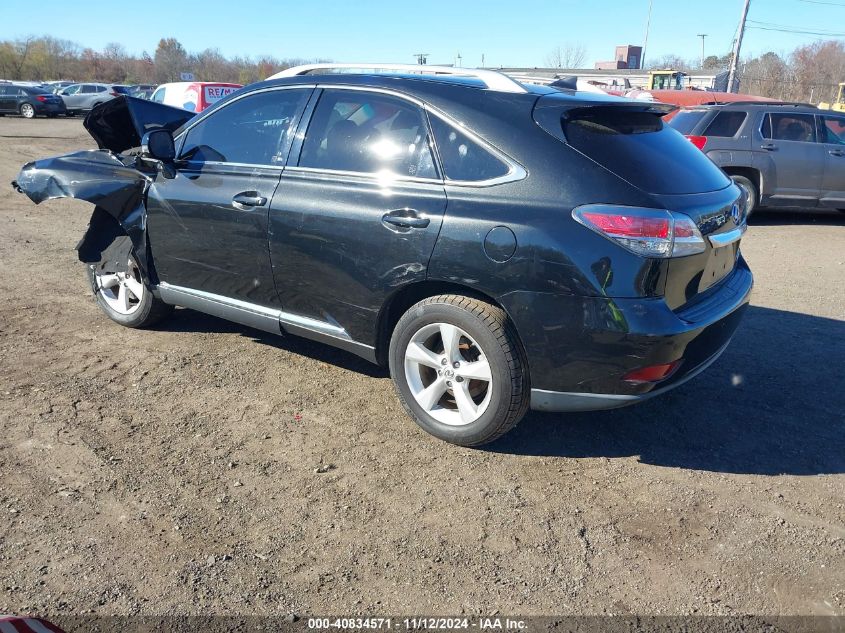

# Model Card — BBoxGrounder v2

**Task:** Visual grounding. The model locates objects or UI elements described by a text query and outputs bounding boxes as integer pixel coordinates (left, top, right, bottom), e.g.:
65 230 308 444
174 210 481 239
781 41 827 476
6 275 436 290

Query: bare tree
545 44 587 69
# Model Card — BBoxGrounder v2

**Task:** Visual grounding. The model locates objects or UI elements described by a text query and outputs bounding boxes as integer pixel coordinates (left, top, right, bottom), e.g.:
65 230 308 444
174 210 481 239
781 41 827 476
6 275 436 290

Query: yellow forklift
819 82 845 112
648 70 688 90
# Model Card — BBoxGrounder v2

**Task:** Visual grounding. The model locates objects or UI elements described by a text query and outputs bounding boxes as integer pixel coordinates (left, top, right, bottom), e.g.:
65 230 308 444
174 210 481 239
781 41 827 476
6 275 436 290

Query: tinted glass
429 116 510 182
151 88 164 103
0 87 9 96
24 87 51 96
703 110 747 137
299 90 437 178
667 110 708 134
180 89 309 165
763 113 816 142
63 85 81 95
112 86 130 94
821 115 845 145
563 107 731 194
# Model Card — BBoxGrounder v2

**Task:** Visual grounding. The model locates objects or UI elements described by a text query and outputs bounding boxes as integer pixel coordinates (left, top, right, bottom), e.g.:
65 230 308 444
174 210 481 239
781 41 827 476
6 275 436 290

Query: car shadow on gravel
163 307 389 378
749 208 845 226
487 306 845 476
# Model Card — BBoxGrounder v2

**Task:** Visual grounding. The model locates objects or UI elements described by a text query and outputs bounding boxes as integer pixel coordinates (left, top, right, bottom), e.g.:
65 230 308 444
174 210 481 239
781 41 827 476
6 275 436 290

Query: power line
747 24 845 36
797 0 845 6
748 18 845 34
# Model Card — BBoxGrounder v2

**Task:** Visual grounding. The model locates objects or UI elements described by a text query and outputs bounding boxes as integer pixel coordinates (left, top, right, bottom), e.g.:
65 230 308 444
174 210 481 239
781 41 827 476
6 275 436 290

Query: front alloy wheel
94 258 147 315
87 252 173 329
389 294 530 446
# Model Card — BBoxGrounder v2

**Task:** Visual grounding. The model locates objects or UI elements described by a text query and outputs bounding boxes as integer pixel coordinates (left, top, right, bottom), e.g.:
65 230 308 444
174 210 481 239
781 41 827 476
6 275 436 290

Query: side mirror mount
141 129 176 161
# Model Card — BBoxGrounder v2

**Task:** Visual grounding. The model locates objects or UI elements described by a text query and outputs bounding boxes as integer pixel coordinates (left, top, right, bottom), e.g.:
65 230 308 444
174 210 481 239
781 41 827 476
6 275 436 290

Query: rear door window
428 116 511 182
180 89 310 166
820 115 845 145
299 90 437 179
563 106 731 194
762 113 816 143
703 110 747 137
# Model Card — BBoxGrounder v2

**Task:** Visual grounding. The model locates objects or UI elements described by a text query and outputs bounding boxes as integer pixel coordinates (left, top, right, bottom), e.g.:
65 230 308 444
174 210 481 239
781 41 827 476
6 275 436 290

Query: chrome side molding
156 282 376 362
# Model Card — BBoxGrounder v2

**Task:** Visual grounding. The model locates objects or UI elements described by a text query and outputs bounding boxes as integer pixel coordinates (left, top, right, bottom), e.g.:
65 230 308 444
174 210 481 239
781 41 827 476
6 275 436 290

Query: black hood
83 95 195 153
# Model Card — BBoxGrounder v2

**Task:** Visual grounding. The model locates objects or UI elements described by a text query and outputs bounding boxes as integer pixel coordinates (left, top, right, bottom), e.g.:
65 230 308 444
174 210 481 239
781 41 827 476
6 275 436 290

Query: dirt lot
0 117 843 618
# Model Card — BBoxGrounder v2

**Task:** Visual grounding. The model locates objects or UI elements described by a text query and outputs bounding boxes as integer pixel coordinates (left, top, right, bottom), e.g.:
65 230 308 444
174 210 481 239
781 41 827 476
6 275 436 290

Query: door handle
382 209 430 229
829 149 845 157
232 191 267 209
761 143 777 151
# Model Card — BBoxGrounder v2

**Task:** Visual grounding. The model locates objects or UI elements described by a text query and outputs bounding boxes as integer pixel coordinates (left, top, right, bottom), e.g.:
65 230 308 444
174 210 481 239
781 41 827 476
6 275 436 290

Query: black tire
86 254 173 329
731 175 758 217
389 294 530 446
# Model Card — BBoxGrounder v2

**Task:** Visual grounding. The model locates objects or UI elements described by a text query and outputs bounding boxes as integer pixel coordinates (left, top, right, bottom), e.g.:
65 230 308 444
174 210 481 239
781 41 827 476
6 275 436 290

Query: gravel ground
0 117 843 618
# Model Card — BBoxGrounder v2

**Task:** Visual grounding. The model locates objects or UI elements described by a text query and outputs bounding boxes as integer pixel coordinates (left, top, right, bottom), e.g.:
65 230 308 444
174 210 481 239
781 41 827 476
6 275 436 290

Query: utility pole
697 34 708 68
413 53 428 65
727 0 751 93
641 0 653 69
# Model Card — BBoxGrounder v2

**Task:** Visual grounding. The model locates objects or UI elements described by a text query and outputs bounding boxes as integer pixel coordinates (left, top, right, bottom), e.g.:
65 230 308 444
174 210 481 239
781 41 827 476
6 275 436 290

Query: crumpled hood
83 95 195 153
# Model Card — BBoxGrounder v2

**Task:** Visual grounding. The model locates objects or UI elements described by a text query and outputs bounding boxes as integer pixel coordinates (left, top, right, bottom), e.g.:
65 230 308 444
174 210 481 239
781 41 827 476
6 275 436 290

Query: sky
2 0 843 68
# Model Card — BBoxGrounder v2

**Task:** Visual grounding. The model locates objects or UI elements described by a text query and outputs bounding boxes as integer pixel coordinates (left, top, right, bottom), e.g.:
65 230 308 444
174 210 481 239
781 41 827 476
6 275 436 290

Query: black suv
669 101 845 214
14 64 752 446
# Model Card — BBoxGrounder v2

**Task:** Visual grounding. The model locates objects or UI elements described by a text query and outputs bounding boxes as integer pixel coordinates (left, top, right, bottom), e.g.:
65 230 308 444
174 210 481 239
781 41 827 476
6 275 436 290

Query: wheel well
374 281 510 366
721 166 761 201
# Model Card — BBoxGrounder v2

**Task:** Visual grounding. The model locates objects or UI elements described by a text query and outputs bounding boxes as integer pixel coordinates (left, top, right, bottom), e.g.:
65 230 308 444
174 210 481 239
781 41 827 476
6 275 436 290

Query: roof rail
268 63 527 94
706 100 818 108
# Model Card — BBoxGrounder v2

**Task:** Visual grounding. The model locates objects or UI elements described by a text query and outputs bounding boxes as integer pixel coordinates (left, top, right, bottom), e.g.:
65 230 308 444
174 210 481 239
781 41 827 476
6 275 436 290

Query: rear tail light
623 360 682 384
36 95 48 102
685 135 708 150
109 91 120 96
572 205 706 258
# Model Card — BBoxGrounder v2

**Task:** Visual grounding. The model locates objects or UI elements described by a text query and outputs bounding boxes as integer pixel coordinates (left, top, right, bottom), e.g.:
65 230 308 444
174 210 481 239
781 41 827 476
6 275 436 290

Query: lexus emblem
730 203 742 224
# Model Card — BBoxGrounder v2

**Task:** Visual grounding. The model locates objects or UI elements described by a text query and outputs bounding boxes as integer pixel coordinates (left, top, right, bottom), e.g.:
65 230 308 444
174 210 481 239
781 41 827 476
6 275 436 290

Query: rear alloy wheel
19 103 35 119
87 255 173 328
731 175 758 217
389 294 529 446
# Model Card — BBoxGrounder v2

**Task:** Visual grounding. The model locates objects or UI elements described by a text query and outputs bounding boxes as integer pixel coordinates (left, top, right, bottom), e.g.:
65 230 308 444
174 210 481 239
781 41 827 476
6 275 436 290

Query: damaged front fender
13 150 153 277
11 97 194 281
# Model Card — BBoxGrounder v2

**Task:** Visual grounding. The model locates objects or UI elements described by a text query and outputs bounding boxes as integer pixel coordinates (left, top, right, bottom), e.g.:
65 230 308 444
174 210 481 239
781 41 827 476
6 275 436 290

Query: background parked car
128 84 157 100
150 81 242 112
58 83 129 115
0 84 66 118
45 80 78 94
669 101 845 214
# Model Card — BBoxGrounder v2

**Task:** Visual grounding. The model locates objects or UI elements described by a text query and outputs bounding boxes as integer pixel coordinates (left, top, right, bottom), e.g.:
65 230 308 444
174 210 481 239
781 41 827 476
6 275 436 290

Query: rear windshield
563 107 731 194
112 86 130 94
703 110 747 137
667 110 708 134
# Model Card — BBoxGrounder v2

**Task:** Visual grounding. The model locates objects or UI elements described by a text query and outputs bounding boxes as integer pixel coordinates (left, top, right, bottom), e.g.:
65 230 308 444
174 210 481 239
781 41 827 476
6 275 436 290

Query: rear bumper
499 255 753 413
530 339 730 412
34 102 66 114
